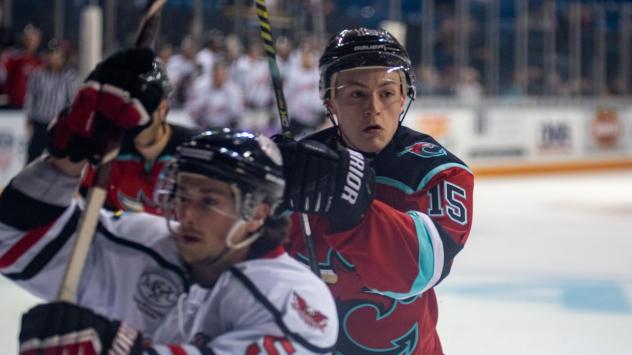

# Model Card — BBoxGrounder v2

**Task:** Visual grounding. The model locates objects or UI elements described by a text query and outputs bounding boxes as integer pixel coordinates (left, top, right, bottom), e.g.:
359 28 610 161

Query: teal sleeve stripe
116 154 142 162
116 154 174 163
375 176 415 194
376 163 472 195
417 163 472 192
157 155 175 162
368 211 435 300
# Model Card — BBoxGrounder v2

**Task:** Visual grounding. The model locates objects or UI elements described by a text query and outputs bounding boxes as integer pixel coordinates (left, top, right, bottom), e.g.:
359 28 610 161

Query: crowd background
0 0 631 136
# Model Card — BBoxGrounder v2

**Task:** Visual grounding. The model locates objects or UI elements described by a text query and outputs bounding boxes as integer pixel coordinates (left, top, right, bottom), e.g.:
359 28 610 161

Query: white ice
1 169 631 354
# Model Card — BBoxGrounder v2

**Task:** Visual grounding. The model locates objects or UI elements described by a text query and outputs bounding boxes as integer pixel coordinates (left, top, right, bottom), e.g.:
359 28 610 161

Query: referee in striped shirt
23 40 77 163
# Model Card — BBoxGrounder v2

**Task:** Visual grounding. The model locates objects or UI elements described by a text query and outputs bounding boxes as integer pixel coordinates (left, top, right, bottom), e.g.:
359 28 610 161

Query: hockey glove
19 301 143 355
278 139 375 233
48 48 163 163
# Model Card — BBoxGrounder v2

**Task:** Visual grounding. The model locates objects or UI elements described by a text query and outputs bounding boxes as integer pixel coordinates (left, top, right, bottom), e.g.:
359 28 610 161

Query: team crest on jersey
399 141 446 158
291 291 328 332
118 190 157 212
137 272 179 308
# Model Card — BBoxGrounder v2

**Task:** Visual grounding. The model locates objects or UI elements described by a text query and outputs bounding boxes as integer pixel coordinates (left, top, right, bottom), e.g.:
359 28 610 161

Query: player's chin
178 247 201 264
356 135 388 153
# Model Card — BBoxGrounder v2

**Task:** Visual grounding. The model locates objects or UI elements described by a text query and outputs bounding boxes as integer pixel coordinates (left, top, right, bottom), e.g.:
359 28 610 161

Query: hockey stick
57 0 166 303
254 0 321 277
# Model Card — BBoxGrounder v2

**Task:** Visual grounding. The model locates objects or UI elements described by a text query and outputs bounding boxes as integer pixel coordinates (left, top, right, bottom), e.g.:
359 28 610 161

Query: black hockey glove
277 139 375 233
19 301 143 355
48 48 163 163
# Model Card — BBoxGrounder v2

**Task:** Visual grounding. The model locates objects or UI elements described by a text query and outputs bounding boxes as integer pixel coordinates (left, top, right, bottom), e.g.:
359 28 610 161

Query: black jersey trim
96 224 190 291
0 184 67 230
432 220 464 284
229 267 336 354
4 207 81 281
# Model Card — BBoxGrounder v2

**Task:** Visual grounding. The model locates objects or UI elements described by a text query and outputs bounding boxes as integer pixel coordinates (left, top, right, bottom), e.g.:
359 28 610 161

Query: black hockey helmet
156 128 285 220
319 27 416 101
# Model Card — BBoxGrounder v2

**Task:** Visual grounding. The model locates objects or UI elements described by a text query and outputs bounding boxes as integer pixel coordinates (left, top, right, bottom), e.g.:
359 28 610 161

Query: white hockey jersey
0 158 338 354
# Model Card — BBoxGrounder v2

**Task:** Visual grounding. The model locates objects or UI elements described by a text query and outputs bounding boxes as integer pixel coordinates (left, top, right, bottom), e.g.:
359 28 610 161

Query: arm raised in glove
48 48 164 164
278 140 375 233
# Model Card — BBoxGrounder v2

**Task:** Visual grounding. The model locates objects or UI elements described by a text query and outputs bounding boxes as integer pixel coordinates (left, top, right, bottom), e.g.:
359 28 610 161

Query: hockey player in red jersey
278 28 474 354
79 59 199 215
0 48 337 354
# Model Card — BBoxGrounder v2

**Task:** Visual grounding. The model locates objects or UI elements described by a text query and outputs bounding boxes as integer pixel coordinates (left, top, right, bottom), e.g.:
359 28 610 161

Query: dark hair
247 214 291 258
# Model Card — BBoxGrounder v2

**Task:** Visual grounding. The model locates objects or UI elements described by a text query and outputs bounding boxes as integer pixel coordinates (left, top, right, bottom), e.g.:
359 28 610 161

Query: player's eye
349 90 367 99
200 197 220 209
381 90 395 98
174 193 191 204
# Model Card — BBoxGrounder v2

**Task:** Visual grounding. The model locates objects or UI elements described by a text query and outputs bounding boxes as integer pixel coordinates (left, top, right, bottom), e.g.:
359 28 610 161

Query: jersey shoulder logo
291 291 328 332
399 141 447 159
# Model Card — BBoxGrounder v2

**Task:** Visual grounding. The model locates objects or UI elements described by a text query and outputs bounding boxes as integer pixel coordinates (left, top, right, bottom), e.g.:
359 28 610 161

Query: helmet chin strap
190 218 261 271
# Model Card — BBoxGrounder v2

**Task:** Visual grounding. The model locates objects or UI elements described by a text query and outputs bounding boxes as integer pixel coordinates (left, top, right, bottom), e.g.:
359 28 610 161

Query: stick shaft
254 0 320 277
255 0 292 141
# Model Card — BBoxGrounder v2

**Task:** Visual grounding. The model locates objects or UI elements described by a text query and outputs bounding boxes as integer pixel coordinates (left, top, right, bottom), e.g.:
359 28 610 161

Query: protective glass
331 66 406 108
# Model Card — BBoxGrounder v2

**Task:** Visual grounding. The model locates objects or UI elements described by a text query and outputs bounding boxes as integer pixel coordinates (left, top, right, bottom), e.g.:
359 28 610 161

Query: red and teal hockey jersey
286 126 474 355
81 124 198 215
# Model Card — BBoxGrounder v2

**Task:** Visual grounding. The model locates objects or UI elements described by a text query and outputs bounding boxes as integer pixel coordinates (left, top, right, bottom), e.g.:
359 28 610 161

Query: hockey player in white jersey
0 48 337 355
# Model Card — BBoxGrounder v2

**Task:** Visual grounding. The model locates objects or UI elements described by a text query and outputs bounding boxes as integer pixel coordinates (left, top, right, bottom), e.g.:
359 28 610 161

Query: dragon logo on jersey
118 190 157 212
291 291 328 332
137 272 179 308
399 141 446 158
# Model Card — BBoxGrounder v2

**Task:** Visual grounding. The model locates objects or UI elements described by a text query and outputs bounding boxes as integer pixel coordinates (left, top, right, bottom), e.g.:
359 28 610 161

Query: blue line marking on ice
438 278 631 314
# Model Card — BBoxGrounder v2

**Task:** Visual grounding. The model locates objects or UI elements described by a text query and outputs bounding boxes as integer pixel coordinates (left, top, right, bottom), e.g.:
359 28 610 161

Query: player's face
172 173 244 264
328 67 406 153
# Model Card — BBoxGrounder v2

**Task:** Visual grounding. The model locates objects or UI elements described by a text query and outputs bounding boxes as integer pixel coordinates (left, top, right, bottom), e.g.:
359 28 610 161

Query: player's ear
325 100 337 115
157 99 169 121
246 203 270 232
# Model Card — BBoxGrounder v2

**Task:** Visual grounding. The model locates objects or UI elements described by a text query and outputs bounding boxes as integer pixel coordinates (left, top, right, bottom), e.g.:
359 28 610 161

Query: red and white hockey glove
48 48 164 163
19 302 143 355
277 139 375 233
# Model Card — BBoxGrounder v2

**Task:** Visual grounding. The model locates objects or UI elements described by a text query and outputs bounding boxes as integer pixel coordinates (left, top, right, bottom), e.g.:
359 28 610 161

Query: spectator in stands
285 46 326 138
275 36 294 80
455 67 483 103
416 66 449 96
231 41 272 132
1 24 42 108
23 40 77 163
186 60 244 130
166 36 198 108
156 41 173 67
196 29 225 78
224 33 243 64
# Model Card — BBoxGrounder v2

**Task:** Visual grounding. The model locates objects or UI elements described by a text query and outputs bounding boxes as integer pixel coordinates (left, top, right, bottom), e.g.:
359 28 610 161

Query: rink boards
2 98 632 186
